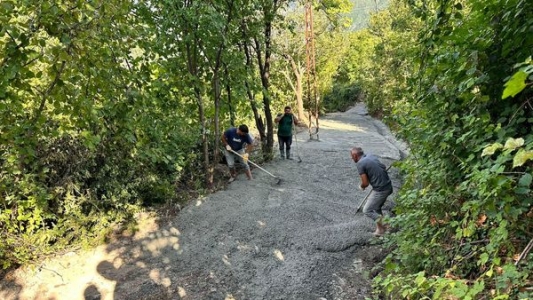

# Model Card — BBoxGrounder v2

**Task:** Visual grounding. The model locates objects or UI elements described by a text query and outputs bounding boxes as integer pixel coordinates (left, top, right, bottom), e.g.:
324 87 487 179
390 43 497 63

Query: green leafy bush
322 83 362 112
0 1 202 268
351 0 533 298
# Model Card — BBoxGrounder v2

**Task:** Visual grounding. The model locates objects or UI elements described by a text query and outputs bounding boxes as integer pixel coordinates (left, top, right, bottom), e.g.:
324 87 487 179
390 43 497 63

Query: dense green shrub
322 84 362 112
364 0 533 298
0 1 202 268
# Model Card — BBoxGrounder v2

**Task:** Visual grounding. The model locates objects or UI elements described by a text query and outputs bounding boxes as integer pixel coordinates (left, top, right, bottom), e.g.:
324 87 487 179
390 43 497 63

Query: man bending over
222 124 254 182
351 147 393 236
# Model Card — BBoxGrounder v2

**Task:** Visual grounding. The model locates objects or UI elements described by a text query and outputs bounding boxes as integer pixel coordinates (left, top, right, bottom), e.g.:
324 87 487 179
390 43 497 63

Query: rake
227 149 282 185
292 130 303 163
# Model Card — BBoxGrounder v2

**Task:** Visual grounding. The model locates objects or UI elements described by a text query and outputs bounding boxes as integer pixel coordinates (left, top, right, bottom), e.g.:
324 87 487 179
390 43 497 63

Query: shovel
227 148 282 185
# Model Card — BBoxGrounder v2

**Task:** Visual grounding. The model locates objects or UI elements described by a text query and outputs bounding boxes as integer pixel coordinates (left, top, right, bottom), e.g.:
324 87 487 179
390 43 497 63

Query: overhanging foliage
348 0 533 298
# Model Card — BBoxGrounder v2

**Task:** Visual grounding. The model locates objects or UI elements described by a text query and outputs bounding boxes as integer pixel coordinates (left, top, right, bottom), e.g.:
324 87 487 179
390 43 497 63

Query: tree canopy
1 0 532 297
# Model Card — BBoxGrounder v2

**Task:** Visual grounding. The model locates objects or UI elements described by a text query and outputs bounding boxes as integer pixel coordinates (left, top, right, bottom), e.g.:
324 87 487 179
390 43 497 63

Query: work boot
280 150 285 159
286 150 292 160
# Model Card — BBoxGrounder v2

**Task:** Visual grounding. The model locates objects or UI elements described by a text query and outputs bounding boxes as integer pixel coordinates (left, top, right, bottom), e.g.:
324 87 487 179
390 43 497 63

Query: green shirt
277 114 294 136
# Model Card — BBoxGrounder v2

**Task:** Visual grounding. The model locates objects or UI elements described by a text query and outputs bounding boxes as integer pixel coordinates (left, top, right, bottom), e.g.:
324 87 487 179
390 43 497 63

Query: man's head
237 124 249 136
284 106 292 114
351 147 364 163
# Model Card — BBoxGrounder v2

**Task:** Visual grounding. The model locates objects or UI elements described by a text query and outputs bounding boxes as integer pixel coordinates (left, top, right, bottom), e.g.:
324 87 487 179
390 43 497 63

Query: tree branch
515 237 533 267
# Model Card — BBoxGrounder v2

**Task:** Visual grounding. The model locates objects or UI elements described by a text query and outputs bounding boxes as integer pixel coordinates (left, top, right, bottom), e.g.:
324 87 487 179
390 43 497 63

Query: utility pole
304 0 319 141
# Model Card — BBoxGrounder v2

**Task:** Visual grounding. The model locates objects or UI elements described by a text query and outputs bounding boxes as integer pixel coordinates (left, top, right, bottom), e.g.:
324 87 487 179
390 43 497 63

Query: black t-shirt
224 128 253 151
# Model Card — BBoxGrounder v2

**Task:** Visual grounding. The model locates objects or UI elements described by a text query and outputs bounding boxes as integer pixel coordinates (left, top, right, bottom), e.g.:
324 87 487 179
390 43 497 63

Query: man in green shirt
275 106 299 159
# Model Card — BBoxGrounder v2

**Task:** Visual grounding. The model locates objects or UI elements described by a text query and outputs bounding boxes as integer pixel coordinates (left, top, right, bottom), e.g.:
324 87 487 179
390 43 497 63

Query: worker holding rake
351 147 393 236
275 106 299 160
222 124 254 182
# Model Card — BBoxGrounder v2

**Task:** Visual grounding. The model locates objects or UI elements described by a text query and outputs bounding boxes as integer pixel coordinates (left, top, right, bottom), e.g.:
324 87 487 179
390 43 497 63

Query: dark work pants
278 135 292 151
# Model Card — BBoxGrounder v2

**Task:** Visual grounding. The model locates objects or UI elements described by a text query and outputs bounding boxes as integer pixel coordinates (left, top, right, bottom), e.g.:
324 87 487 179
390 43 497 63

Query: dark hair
284 106 291 110
238 124 249 133
352 147 364 157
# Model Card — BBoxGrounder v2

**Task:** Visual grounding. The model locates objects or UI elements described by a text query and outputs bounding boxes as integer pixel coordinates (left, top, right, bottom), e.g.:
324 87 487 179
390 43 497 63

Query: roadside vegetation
1 0 532 298
347 0 533 298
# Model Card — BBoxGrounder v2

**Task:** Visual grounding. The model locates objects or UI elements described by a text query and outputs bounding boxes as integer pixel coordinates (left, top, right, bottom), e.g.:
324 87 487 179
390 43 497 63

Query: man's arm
245 135 254 153
221 133 228 145
222 133 232 150
292 115 299 126
359 173 370 189
274 113 283 123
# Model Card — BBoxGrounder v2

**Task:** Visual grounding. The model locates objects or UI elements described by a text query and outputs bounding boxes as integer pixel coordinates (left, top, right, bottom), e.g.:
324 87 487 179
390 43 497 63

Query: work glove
242 153 249 163
226 144 232 151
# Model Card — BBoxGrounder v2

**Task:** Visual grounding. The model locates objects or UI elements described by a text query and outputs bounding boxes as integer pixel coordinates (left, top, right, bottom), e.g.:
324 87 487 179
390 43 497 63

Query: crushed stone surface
0 103 408 300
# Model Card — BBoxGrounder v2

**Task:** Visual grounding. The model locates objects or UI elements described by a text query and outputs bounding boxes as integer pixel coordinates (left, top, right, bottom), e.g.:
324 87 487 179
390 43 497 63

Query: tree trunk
223 65 235 127
254 30 274 159
212 74 220 185
242 41 266 146
210 0 235 177
245 80 265 141
185 38 213 187
195 87 212 187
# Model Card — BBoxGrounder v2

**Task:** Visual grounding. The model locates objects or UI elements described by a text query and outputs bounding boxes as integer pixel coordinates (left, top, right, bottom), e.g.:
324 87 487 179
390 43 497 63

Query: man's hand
359 184 366 191
226 144 232 151
242 153 249 163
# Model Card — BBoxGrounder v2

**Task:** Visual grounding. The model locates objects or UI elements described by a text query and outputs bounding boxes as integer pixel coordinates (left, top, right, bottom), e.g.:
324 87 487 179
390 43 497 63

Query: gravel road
0 103 407 300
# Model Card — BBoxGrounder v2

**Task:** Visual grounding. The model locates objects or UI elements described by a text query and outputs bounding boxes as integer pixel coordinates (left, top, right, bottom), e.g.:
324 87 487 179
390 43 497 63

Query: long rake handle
292 133 302 162
356 189 373 213
291 122 303 162
228 149 279 179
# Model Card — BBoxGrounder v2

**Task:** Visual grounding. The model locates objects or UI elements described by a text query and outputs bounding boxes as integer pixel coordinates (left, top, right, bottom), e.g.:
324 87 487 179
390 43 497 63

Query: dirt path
0 104 407 300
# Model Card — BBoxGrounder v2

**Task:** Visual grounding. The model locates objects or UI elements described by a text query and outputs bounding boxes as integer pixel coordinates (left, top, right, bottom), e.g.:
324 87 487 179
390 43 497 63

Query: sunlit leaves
502 57 533 99
513 149 533 168
503 137 524 150
481 143 502 156
502 70 528 99
482 138 532 168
